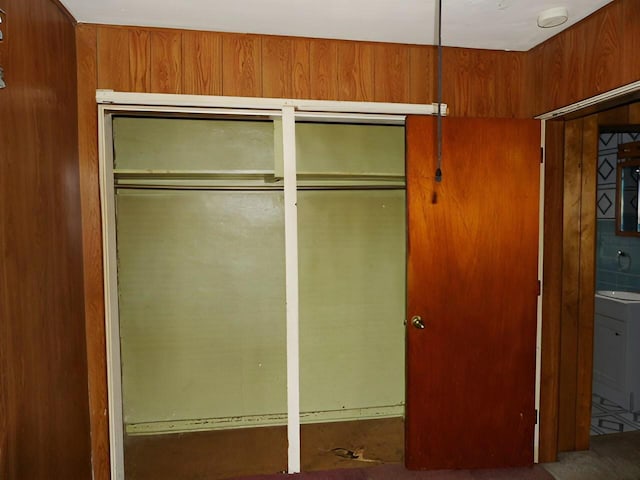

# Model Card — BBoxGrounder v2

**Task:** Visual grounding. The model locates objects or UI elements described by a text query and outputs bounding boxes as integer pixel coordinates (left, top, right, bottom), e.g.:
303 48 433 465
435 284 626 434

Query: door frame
536 80 640 462
96 92 448 479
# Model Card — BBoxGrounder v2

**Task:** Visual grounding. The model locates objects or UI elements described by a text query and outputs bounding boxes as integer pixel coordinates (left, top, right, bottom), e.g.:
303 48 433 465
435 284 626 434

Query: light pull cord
435 0 443 183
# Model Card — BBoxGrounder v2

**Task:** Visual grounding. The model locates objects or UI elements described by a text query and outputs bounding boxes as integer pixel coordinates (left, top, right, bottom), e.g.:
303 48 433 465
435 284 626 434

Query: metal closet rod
114 184 406 191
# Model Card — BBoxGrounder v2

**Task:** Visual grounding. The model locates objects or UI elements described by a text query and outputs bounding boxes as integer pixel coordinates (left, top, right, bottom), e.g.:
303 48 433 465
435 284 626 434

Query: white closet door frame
97 93 440 479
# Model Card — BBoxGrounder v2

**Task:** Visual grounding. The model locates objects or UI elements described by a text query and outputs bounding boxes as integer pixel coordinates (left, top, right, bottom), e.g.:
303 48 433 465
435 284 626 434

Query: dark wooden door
405 116 540 469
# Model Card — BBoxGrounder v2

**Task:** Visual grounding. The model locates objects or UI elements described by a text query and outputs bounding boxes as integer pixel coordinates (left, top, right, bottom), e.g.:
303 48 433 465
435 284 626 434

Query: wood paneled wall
75 1 640 476
0 0 92 478
82 24 534 118
557 114 598 452
532 0 640 115
76 25 534 479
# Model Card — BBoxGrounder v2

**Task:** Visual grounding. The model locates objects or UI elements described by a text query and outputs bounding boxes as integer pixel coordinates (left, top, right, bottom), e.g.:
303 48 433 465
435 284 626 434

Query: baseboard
126 404 404 435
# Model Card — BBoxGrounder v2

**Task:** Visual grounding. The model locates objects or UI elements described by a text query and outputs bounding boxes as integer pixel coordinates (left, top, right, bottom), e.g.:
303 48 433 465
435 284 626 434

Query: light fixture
537 7 569 28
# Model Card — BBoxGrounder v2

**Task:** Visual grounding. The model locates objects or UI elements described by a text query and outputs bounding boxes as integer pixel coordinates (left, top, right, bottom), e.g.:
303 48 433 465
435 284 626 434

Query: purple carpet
231 464 554 480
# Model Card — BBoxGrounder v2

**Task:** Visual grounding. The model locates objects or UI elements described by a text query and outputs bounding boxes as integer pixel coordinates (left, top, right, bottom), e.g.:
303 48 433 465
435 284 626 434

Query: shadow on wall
596 131 640 292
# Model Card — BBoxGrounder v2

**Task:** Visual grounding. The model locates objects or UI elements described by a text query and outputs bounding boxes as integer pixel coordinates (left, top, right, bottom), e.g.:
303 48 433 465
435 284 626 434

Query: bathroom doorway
592 125 640 436
539 95 640 460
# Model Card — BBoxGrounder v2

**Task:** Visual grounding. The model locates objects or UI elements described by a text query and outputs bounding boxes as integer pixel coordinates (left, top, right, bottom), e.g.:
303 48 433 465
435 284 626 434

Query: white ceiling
60 0 614 52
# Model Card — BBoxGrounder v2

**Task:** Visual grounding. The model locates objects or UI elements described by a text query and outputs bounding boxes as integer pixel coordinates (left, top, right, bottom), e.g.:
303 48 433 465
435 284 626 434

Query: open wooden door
405 116 540 469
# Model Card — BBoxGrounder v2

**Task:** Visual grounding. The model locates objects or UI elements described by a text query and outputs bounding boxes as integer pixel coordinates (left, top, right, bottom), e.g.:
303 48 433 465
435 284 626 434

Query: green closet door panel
296 123 404 176
298 190 406 415
113 117 276 171
116 190 286 426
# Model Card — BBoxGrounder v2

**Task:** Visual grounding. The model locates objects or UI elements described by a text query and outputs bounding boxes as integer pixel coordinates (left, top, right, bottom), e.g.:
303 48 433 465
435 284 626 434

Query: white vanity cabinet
593 291 640 412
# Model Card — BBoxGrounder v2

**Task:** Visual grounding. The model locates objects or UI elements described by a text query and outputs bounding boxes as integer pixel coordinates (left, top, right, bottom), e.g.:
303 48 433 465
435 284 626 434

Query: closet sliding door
112 115 288 479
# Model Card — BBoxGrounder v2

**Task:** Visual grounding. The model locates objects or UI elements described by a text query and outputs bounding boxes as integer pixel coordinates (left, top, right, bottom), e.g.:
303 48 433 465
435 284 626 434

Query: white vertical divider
534 119 546 463
282 105 301 473
98 106 126 480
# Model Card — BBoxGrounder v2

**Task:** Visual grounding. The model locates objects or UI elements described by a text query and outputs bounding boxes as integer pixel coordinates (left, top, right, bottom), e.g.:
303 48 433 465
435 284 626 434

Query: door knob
411 316 425 329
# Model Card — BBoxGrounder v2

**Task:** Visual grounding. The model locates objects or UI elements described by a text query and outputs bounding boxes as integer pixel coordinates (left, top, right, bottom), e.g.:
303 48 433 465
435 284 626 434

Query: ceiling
60 0 614 52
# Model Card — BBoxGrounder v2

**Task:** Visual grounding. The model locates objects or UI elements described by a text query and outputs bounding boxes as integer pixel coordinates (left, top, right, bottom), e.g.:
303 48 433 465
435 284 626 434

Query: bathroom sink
596 290 640 302
593 290 640 413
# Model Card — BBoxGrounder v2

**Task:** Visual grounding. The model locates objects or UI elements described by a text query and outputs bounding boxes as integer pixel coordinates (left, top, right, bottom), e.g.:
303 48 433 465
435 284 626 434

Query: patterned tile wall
596 132 640 292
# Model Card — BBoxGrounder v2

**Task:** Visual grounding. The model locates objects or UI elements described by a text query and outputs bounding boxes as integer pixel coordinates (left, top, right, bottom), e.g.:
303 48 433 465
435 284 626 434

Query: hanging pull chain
435 0 443 183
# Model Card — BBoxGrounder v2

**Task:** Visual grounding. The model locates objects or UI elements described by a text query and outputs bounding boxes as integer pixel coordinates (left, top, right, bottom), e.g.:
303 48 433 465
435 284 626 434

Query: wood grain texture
150 30 182 93
291 37 311 99
629 103 640 123
558 118 583 452
222 33 262 97
406 116 540 469
575 114 598 451
539 120 565 463
182 31 222 95
535 0 630 116
443 48 497 117
76 23 111 480
89 25 544 117
408 46 435 105
0 0 92 477
623 0 640 85
129 29 151 92
261 36 291 98
310 39 338 100
529 45 545 118
539 35 564 116
597 104 630 125
337 41 373 101
97 26 130 90
260 36 310 99
561 26 587 107
575 2 622 101
496 52 531 118
373 43 409 103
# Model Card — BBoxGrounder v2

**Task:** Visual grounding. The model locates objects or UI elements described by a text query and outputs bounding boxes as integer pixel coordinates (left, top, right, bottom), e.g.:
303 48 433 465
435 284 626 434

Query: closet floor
124 417 404 480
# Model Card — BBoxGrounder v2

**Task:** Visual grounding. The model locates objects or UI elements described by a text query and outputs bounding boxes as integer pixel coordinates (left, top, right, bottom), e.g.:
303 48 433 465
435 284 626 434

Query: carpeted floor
230 464 553 480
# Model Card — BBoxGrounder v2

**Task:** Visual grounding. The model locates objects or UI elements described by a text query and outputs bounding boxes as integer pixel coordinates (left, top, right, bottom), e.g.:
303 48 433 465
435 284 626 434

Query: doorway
591 125 640 436
539 96 640 460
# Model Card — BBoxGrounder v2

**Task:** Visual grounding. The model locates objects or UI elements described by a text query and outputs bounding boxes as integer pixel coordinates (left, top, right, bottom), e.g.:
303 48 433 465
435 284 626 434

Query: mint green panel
298 190 406 416
296 123 404 175
116 190 286 426
113 117 276 171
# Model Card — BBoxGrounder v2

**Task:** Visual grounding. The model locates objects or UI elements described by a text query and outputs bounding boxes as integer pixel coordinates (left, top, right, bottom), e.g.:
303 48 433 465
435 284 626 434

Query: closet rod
114 185 406 191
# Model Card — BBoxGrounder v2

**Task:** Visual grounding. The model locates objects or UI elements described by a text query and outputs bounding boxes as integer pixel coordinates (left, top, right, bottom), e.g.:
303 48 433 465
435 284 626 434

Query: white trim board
282 105 301 473
535 80 640 120
125 405 405 435
96 90 447 116
98 107 126 480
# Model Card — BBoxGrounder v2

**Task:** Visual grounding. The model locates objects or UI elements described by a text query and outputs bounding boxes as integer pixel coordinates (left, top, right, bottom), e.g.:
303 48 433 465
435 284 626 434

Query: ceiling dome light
537 7 569 28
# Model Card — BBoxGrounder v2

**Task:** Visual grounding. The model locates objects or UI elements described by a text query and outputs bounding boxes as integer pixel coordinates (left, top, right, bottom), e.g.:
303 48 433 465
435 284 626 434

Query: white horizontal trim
535 80 640 120
96 90 446 117
294 112 406 124
98 103 280 118
125 405 405 435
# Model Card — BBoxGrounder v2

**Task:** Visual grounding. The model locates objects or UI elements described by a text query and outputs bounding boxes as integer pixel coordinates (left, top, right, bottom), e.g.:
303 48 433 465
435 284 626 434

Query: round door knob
411 316 425 329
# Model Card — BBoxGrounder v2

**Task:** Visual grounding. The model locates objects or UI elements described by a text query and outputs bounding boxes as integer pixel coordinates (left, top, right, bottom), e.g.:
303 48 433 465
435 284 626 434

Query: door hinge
540 147 544 164
535 409 539 425
537 280 541 296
